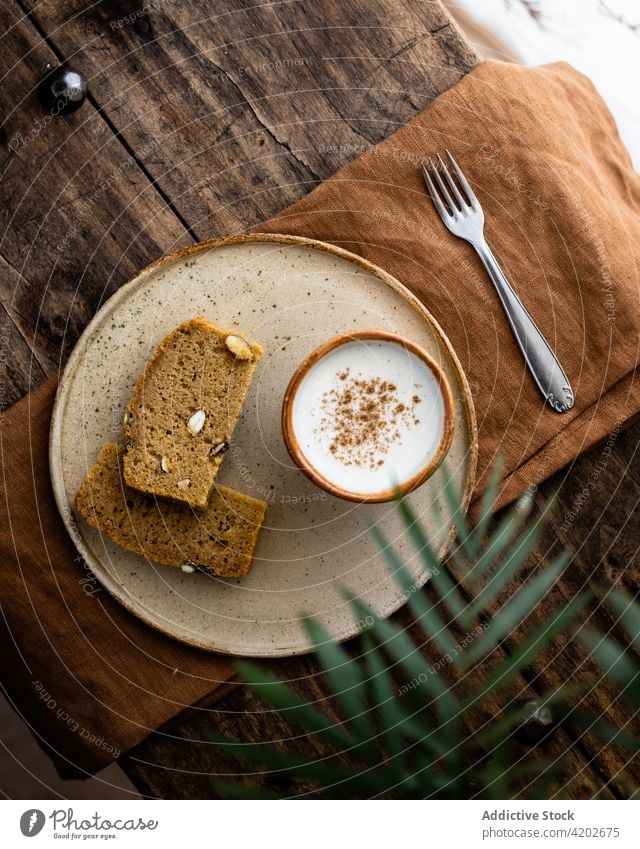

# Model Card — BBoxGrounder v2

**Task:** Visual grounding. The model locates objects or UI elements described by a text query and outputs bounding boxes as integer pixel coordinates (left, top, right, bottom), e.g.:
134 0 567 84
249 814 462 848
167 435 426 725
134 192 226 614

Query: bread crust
123 317 263 509
76 443 266 577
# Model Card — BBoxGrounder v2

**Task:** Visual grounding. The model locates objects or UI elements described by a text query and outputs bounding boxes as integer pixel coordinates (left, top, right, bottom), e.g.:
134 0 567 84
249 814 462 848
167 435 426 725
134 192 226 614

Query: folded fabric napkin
258 60 640 506
0 380 237 778
2 59 639 778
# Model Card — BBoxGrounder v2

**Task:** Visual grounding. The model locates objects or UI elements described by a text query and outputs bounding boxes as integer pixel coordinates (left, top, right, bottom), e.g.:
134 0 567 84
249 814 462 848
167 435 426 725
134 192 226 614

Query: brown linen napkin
2 59 640 779
257 60 640 506
0 379 237 778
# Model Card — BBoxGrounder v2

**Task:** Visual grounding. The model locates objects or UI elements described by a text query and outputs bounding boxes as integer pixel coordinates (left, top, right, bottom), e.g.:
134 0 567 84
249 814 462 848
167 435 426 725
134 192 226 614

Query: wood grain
2 0 637 799
21 0 477 238
0 0 190 371
122 599 612 800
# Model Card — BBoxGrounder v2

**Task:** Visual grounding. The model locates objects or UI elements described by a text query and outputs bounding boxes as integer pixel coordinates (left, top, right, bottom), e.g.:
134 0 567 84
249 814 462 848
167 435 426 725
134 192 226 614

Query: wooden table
2 0 638 799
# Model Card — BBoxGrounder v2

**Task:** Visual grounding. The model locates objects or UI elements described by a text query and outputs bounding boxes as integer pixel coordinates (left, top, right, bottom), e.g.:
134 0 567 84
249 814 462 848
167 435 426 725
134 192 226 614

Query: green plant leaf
474 686 584 748
437 463 477 559
463 553 570 668
580 627 640 704
208 732 394 796
395 495 470 624
468 496 535 580
482 737 511 799
468 520 546 617
209 457 621 800
462 592 588 711
472 456 506 546
603 588 640 643
213 781 288 800
360 629 405 760
478 747 556 800
359 629 451 768
349 596 458 718
303 616 375 748
530 768 561 801
569 711 640 754
354 603 465 777
368 522 459 659
235 661 352 749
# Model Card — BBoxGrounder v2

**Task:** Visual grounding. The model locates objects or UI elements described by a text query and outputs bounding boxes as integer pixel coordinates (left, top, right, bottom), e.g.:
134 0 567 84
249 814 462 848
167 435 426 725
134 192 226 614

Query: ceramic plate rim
49 233 478 657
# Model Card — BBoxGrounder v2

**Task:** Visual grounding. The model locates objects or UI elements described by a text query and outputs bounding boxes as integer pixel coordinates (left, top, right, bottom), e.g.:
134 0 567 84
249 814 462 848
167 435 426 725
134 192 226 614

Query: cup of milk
281 331 455 502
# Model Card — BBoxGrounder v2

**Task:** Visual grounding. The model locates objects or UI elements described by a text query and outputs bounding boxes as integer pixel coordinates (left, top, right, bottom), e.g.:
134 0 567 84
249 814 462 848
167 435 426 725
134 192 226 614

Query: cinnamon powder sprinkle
315 368 422 469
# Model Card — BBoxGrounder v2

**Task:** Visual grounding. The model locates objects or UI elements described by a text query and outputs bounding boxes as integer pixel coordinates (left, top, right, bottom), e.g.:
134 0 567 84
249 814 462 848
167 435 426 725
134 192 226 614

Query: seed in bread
76 443 266 578
123 317 263 509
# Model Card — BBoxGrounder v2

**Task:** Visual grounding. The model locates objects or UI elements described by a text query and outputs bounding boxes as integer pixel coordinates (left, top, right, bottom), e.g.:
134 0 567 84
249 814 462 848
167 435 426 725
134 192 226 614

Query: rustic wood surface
1 0 638 799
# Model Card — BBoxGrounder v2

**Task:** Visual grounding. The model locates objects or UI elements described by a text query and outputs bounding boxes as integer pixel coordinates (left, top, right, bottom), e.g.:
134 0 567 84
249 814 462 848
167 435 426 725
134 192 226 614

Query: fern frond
209 459 640 800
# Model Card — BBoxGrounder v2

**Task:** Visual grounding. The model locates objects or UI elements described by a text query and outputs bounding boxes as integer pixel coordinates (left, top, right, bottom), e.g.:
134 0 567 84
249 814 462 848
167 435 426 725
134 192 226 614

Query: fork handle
474 240 574 413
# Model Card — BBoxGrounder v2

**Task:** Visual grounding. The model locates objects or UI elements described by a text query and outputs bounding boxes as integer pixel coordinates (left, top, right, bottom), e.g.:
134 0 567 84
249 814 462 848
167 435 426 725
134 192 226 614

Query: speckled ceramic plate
50 234 477 657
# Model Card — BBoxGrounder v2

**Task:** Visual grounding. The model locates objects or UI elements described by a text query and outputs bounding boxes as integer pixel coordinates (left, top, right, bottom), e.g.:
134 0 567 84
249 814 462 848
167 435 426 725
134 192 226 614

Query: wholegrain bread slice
123 317 263 509
76 443 266 578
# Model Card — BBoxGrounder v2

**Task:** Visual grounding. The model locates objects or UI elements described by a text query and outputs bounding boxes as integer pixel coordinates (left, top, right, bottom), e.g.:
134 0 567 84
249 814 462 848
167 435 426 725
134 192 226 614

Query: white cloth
451 0 640 168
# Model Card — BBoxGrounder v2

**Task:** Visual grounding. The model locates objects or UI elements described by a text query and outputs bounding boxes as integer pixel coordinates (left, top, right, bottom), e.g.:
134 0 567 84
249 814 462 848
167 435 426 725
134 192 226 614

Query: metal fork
422 151 574 413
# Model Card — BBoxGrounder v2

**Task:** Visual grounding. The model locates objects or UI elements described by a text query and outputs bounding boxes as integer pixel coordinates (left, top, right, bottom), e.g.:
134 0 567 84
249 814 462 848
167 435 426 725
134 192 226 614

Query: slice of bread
123 317 263 509
76 443 266 578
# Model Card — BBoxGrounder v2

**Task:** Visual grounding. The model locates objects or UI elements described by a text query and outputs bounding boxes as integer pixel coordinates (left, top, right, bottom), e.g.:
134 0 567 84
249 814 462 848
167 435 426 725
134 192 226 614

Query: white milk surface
290 339 447 497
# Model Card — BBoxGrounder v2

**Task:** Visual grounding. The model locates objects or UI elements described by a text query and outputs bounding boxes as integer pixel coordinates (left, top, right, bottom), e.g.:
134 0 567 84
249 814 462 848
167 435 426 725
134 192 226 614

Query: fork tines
422 150 478 217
